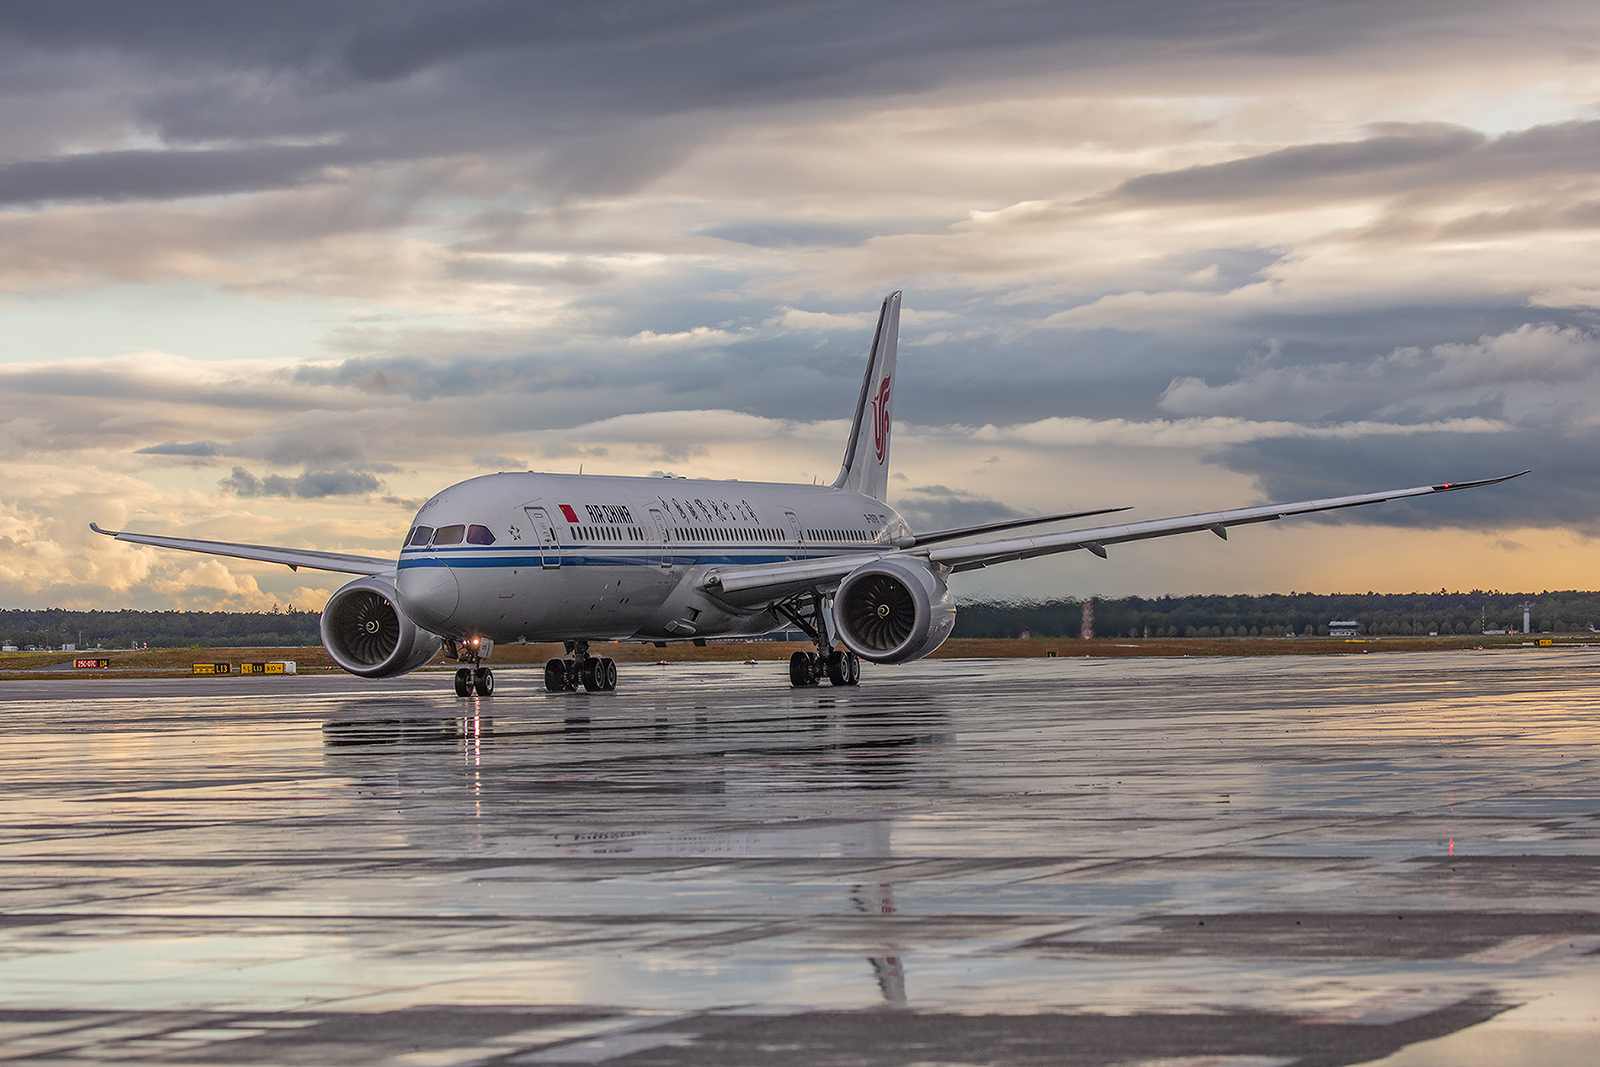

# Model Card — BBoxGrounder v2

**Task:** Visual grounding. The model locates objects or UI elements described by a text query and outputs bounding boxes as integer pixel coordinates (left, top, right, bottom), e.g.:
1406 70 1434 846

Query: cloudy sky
3 0 1599 611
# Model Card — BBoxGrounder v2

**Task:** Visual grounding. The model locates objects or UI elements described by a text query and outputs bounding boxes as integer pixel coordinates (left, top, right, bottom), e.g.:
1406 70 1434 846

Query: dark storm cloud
0 1 1526 205
219 465 383 498
1207 432 1579 530
2 1 1420 80
1112 120 1600 207
337 1 766 82
134 440 225 456
0 144 382 208
894 484 1025 533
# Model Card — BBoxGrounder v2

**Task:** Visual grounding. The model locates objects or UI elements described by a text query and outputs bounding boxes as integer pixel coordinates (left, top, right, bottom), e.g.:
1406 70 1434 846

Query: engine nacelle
833 557 956 664
320 576 442 678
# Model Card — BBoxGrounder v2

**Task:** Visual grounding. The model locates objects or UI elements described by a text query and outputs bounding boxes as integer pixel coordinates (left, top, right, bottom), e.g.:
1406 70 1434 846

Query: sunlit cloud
2 2 1599 606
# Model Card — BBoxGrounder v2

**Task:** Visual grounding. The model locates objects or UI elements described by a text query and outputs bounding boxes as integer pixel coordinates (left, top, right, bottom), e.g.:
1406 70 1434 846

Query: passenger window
433 524 465 546
466 524 496 545
406 526 433 547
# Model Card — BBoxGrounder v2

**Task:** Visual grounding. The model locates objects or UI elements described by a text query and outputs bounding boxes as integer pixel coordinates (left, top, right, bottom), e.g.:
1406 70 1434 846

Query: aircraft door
647 508 672 568
523 506 560 569
783 510 804 549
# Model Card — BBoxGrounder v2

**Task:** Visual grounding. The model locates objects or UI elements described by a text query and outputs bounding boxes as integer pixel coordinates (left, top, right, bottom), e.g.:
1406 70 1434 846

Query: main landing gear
788 647 860 687
545 640 618 693
777 592 861 688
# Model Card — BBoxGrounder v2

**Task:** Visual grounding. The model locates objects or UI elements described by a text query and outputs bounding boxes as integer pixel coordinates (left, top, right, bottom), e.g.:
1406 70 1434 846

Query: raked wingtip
1430 470 1530 492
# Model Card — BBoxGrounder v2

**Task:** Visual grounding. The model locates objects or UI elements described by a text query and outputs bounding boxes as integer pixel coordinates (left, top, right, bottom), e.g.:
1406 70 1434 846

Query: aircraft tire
789 651 812 687
454 668 472 697
581 657 602 692
473 667 494 697
544 659 568 692
600 657 617 691
828 650 861 686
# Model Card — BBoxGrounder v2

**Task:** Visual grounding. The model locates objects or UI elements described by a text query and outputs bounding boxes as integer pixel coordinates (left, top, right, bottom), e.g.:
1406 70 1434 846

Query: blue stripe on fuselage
396 546 873 570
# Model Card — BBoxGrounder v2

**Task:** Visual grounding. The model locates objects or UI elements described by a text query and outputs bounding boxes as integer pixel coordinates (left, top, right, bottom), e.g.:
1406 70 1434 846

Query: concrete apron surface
1 651 1598 1065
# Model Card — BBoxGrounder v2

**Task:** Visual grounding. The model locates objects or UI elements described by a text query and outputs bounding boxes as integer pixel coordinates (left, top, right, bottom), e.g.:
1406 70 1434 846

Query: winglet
89 522 115 536
1430 470 1530 492
832 291 901 501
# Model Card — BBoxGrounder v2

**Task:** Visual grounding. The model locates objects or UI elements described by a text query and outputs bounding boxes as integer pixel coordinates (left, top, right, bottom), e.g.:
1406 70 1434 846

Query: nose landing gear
448 638 495 697
545 641 617 693
454 666 494 697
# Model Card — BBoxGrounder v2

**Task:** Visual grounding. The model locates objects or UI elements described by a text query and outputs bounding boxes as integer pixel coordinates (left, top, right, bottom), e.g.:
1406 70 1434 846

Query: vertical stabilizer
832 291 900 501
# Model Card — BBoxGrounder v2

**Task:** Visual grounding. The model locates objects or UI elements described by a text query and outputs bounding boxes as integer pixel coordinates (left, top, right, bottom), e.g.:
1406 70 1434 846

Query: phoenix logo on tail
872 376 892 463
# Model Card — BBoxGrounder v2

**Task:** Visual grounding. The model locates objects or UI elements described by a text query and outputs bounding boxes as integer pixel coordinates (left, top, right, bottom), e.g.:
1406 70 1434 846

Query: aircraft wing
926 471 1527 572
703 471 1527 605
90 523 395 576
901 506 1131 547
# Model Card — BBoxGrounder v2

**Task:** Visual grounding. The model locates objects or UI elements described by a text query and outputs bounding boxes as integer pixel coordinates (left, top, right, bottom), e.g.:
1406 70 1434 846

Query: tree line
951 591 1600 639
0 608 321 649
6 590 1599 649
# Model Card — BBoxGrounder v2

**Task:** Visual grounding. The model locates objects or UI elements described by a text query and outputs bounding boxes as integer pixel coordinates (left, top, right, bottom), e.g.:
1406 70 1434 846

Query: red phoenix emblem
871 375 892 463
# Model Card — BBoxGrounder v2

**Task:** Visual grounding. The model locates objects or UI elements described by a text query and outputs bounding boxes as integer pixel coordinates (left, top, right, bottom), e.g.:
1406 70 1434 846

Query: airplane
93 292 1528 697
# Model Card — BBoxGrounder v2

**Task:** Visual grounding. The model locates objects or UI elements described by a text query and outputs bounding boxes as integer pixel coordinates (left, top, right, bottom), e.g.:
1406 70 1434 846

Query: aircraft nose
396 560 459 628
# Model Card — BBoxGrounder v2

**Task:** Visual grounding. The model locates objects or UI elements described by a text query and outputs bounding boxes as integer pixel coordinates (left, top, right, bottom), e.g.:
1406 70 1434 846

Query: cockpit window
466 524 496 545
406 526 433 547
432 524 465 546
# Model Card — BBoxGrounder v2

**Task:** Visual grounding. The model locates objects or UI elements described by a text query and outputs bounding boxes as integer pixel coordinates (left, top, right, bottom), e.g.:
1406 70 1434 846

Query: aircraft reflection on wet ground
1 654 1599 1065
321 695 947 783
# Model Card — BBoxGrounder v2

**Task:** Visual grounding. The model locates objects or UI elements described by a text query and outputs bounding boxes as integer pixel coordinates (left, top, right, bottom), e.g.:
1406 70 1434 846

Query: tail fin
832 291 900 501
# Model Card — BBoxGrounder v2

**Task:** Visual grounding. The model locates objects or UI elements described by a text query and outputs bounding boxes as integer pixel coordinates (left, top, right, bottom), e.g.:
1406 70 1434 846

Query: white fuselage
394 472 907 645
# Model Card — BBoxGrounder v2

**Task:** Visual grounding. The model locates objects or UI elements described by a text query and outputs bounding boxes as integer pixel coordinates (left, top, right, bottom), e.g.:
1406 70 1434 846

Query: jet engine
833 557 956 663
320 576 442 678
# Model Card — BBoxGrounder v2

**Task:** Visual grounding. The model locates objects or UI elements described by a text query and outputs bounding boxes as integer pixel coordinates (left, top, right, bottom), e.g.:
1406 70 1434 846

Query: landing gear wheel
454 668 472 697
473 667 494 696
545 658 569 692
581 657 602 692
599 657 617 691
790 650 822 687
789 651 810 687
827 649 860 686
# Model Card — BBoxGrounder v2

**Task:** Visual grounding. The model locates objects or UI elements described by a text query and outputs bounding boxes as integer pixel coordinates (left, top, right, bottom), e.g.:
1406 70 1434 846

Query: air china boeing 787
94 292 1525 696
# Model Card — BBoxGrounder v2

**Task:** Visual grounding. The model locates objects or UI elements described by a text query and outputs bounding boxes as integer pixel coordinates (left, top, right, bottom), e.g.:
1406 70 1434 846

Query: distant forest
951 591 1600 639
5 590 1600 649
1 609 320 649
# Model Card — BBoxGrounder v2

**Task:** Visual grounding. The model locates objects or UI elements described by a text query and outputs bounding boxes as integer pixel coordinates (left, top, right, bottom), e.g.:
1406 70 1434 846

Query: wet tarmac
2 651 1598 1066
